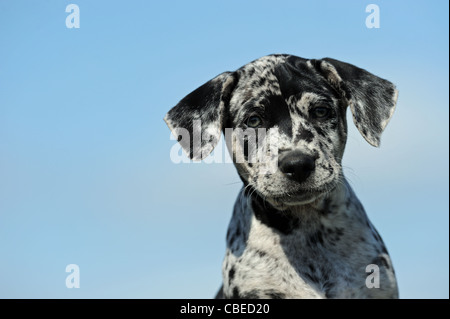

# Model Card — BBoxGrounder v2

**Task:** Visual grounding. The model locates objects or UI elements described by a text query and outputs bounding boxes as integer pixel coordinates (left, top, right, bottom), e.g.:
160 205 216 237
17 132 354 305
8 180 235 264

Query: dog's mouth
268 191 323 207
263 182 338 208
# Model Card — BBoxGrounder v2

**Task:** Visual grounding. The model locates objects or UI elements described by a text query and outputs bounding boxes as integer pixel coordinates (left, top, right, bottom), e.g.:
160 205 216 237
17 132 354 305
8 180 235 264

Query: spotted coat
165 54 399 298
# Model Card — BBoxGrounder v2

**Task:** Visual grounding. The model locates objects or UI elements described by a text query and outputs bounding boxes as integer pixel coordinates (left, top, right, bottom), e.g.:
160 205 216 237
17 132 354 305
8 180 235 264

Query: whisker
223 181 244 186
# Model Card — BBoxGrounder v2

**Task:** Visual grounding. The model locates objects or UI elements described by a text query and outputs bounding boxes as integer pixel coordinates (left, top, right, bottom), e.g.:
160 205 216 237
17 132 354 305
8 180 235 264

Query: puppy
165 54 399 298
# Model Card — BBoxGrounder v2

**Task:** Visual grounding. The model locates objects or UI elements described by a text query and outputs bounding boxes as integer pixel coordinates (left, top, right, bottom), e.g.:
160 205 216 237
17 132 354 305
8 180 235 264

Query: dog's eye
311 107 331 119
246 115 262 128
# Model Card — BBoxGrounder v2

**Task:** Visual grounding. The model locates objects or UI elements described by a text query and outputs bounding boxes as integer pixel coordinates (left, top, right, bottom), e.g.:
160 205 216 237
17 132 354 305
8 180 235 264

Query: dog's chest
222 193 392 299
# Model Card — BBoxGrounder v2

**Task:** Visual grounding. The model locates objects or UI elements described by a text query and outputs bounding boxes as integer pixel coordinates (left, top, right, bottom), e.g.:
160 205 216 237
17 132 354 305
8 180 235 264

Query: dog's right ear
164 72 238 161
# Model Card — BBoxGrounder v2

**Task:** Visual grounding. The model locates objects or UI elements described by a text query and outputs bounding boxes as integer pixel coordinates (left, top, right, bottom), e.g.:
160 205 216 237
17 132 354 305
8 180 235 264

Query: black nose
279 151 316 184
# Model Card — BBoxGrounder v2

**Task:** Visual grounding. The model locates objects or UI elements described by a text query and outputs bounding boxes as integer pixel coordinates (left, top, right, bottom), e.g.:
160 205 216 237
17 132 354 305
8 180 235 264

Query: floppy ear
164 72 238 160
310 58 398 147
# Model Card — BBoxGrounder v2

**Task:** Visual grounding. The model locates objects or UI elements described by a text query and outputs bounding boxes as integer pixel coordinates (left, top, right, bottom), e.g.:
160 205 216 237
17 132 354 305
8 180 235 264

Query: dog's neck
241 179 353 235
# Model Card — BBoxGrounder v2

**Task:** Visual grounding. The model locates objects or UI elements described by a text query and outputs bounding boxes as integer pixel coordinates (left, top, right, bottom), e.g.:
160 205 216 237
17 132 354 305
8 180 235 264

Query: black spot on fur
232 287 240 299
228 267 235 284
240 290 260 299
228 233 236 245
235 225 241 237
257 77 267 87
353 112 361 124
264 95 292 137
267 291 285 299
251 191 298 235
257 250 267 258
320 197 333 215
329 119 338 130
297 129 314 143
247 67 255 78
315 126 326 137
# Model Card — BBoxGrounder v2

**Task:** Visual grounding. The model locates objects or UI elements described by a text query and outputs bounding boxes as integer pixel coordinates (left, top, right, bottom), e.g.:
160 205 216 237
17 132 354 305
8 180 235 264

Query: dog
164 54 399 298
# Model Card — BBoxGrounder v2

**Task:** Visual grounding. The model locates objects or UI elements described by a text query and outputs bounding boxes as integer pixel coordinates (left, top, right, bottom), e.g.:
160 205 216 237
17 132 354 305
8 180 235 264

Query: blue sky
0 0 448 298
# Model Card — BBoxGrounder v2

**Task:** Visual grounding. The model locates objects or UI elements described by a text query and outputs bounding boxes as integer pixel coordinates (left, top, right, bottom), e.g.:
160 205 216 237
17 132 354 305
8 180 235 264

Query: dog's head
165 54 398 209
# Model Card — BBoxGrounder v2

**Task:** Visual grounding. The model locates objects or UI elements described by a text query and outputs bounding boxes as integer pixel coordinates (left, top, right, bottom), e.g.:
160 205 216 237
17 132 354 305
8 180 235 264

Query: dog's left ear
310 58 398 147
164 72 238 160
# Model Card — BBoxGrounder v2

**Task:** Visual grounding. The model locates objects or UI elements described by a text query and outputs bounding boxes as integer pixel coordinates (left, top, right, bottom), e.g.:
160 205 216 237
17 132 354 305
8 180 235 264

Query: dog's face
165 54 398 209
